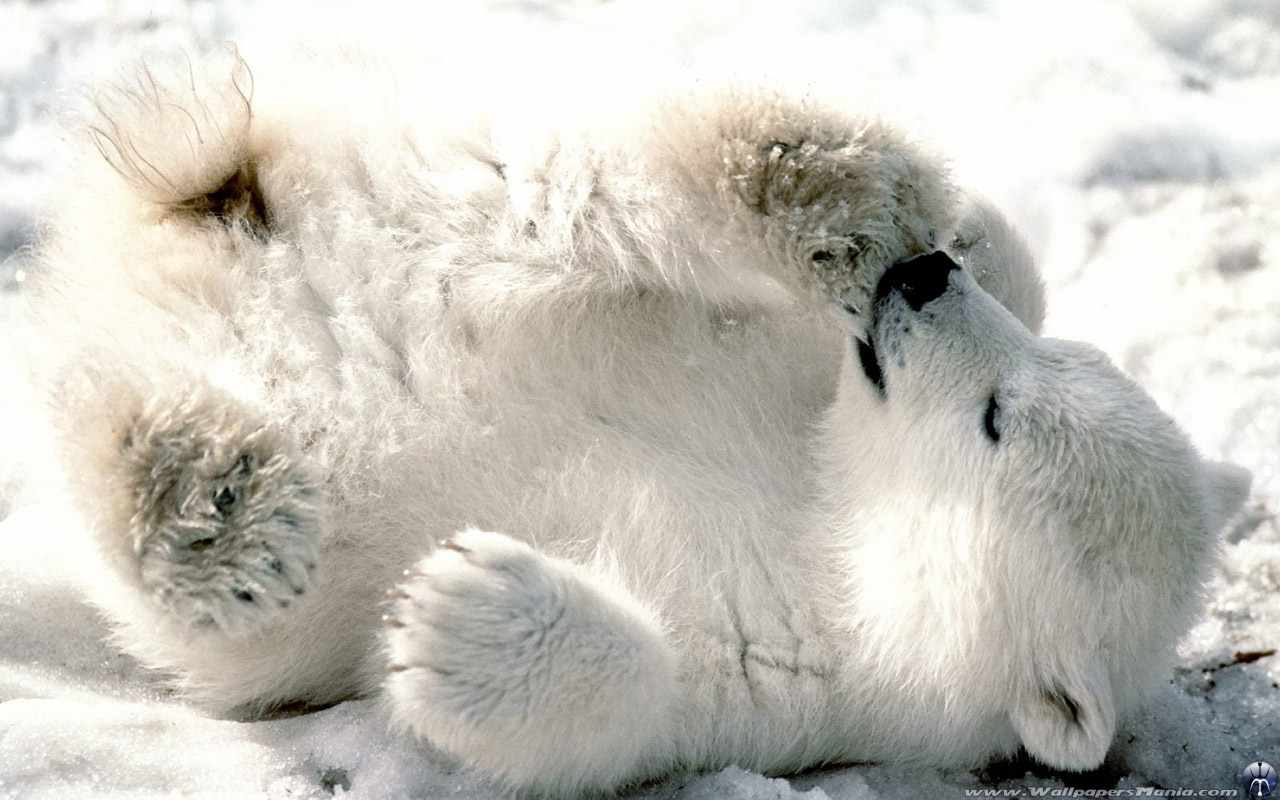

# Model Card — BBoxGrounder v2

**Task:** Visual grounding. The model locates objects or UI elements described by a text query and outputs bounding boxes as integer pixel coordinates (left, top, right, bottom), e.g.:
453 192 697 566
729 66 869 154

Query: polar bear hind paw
120 392 322 634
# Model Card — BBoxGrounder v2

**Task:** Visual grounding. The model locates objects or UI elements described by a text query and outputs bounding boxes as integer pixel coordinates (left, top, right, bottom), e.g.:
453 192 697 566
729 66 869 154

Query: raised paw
119 391 322 633
382 529 678 795
722 117 955 320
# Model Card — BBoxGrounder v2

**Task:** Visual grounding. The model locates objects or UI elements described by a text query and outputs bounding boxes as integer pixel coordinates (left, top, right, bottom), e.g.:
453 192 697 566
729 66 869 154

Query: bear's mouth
854 269 889 398
856 335 885 397
842 296 886 397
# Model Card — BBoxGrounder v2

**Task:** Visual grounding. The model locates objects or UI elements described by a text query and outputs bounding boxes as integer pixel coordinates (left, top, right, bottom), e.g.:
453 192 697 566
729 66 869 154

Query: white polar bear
25 48 1250 796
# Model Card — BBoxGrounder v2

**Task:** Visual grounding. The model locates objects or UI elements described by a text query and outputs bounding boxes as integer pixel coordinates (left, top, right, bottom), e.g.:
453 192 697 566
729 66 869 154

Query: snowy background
1 0 1278 797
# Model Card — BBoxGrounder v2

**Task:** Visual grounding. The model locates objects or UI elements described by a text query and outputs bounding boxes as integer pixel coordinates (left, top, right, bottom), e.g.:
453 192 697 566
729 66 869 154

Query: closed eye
983 394 1001 444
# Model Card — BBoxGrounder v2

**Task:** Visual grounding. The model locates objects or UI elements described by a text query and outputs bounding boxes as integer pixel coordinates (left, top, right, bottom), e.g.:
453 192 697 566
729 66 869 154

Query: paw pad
124 393 323 633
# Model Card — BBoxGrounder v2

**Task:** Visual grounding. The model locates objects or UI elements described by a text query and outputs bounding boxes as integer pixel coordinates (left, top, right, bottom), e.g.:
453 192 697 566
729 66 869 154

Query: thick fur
25 48 1250 796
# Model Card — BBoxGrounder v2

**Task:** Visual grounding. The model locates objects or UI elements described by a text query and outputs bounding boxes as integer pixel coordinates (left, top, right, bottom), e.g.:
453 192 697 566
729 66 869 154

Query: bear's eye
983 394 1001 444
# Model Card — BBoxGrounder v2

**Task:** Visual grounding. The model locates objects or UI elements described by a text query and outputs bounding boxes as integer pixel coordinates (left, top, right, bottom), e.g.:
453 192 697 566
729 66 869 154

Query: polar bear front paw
118 392 322 634
382 529 678 795
732 125 954 320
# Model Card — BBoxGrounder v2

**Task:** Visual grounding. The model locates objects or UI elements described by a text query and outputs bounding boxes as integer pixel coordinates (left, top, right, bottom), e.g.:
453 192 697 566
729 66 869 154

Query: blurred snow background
1 0 1277 797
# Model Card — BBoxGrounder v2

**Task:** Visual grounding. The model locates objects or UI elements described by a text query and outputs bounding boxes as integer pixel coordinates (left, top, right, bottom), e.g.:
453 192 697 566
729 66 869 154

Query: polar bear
26 49 1249 796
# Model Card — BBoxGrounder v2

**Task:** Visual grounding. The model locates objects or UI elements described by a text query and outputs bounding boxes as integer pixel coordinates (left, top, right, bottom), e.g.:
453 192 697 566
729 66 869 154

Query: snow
1 0 1277 797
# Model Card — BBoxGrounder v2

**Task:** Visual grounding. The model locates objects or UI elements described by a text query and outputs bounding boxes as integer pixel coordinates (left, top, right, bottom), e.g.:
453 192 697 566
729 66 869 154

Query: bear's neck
811 357 1010 715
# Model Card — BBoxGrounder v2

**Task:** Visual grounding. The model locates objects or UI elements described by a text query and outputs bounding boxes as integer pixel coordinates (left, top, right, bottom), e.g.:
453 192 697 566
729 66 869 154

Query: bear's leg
382 529 679 796
944 193 1046 334
56 376 323 636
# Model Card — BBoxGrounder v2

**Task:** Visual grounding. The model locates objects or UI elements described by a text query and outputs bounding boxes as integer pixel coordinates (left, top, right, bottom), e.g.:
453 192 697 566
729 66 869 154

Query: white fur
25 47 1250 795
383 529 677 794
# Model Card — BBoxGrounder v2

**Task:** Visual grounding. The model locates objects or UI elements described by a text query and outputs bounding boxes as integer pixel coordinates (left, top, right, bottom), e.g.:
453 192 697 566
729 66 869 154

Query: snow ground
1 0 1277 797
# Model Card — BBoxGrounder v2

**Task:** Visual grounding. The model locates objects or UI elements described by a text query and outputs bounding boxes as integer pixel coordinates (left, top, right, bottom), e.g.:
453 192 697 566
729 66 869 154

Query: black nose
875 251 959 311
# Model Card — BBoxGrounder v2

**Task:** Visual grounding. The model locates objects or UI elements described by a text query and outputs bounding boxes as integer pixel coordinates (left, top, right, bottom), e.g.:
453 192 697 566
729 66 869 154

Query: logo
1243 761 1277 798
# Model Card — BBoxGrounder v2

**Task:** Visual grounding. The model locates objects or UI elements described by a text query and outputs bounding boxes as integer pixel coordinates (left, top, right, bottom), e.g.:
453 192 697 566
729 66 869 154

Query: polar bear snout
875 250 960 312
857 250 963 395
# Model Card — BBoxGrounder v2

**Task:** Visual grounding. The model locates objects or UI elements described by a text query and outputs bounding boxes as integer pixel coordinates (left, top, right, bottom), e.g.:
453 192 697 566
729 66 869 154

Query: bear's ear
1010 658 1115 771
1202 460 1251 534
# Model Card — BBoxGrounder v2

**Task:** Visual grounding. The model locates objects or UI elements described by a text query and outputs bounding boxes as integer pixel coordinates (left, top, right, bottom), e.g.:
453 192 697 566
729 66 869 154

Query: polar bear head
827 250 1250 771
